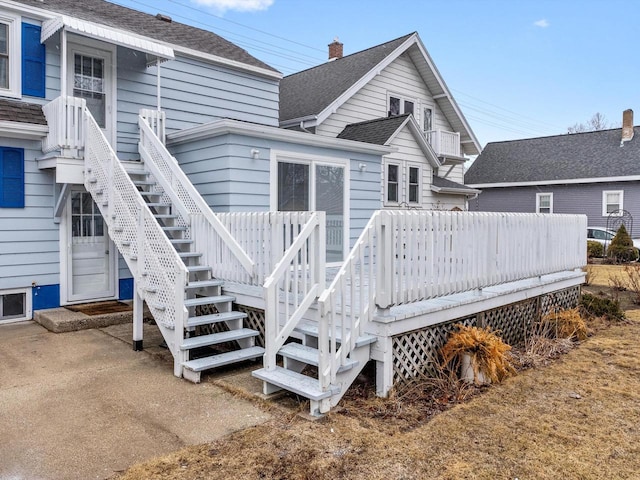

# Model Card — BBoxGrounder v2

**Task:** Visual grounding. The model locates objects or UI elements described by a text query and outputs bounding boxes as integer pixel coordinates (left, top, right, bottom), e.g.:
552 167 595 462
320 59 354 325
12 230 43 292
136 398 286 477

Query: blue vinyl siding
116 49 279 160
470 182 640 237
169 133 383 249
21 22 46 98
0 139 58 291
0 147 24 207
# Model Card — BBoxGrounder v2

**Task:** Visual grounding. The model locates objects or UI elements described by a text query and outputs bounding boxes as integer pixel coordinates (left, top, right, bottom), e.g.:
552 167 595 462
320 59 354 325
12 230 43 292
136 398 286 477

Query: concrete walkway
0 321 271 480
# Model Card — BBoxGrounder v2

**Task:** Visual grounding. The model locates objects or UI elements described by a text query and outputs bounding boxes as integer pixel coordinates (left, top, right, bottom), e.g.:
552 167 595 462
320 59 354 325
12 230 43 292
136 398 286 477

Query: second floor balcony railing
425 129 461 157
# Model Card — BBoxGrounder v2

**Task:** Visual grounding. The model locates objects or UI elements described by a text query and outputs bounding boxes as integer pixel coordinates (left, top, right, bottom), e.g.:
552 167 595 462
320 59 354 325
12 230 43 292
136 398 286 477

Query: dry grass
114 265 640 480
540 307 589 341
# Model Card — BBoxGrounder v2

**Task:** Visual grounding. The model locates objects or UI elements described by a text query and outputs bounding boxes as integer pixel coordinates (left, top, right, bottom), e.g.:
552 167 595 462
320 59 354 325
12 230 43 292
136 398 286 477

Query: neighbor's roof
280 33 413 123
432 175 480 195
465 127 640 186
337 114 411 145
0 99 46 124
12 0 278 73
279 32 481 156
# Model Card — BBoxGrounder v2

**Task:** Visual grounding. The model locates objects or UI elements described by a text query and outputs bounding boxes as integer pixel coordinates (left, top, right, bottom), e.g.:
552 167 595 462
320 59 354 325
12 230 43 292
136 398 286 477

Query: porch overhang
41 16 175 62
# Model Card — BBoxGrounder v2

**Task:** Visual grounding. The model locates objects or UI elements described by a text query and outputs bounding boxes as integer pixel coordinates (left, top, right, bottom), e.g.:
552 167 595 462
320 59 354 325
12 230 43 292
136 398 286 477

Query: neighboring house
279 34 481 211
465 110 640 235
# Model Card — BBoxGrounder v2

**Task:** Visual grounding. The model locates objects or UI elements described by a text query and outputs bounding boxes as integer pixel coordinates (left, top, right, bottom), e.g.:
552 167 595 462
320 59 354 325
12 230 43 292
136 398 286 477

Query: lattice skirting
391 285 581 386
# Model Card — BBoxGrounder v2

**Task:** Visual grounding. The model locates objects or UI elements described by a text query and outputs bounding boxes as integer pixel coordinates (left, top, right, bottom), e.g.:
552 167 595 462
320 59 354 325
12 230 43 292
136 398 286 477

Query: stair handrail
317 211 381 390
81 103 189 371
262 211 325 371
138 113 255 280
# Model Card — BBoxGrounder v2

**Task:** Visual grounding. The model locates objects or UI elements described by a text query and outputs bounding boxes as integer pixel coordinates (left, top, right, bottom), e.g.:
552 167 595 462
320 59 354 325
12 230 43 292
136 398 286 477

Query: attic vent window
155 14 172 23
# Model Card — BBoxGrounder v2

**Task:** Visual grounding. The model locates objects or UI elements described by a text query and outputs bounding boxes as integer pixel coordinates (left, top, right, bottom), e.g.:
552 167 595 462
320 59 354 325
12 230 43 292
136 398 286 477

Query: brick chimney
328 37 343 61
621 109 634 145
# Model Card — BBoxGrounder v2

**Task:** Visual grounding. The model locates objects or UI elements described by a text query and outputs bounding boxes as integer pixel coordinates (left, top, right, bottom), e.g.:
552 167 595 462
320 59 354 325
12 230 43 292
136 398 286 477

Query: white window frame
407 163 422 205
269 150 350 265
0 12 21 99
536 192 553 214
387 91 417 117
602 190 624 216
0 287 32 324
384 160 401 206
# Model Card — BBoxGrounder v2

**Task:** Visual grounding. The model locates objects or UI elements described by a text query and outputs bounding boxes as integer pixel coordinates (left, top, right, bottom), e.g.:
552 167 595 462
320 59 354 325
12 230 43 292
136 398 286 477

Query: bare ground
114 265 640 480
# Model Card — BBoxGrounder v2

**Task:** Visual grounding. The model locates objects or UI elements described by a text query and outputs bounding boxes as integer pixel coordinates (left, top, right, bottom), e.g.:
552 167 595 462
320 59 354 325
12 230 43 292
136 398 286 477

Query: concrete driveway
0 321 271 480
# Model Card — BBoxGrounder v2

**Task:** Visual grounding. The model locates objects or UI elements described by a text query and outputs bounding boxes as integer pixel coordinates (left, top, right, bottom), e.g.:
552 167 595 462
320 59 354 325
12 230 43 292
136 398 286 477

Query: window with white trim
408 165 421 204
0 288 31 323
388 93 415 117
386 163 400 203
423 107 433 132
536 192 553 214
603 190 623 216
0 13 20 98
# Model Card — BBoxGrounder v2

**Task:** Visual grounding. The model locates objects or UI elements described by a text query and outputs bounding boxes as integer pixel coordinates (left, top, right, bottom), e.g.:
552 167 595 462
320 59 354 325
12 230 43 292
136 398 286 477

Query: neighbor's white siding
316 53 454 138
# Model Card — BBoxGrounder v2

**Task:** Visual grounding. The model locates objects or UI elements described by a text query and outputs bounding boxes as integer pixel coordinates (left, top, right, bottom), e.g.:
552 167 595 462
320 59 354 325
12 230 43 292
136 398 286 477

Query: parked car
587 226 640 250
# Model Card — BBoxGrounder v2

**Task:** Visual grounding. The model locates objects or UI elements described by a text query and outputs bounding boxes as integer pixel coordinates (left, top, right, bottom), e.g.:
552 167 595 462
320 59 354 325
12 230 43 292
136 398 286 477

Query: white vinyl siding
603 190 623 216
316 53 453 138
536 192 553 213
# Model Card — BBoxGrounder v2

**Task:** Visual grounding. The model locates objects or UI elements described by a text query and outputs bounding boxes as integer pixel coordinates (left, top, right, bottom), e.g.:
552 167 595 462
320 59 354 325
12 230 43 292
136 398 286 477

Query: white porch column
156 58 161 111
60 29 67 95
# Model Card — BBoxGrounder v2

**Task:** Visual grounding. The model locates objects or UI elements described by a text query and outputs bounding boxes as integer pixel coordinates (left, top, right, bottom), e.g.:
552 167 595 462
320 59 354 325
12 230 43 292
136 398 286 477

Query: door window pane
316 165 344 263
277 162 309 211
74 54 106 127
424 108 432 132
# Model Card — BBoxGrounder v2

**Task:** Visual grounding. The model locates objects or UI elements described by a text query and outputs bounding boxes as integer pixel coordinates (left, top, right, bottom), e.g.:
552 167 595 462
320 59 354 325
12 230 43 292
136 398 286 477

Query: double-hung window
408 165 420 204
386 163 400 204
385 162 422 206
603 190 623 216
0 13 20 98
536 193 553 214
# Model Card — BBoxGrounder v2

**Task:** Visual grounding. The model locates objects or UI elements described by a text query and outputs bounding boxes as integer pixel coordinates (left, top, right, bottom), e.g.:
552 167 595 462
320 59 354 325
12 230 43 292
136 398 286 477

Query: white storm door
67 42 115 146
67 190 115 302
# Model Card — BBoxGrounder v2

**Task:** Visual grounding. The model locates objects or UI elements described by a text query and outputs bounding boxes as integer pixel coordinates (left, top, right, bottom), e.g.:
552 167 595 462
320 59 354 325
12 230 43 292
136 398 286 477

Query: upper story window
423 107 433 132
603 190 623 216
536 192 553 214
388 94 415 117
0 13 20 98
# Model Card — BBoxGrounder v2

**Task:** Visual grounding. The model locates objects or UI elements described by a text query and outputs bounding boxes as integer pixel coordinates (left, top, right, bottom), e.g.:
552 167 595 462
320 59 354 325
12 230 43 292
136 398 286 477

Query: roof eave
167 118 396 156
431 184 482 196
0 120 48 139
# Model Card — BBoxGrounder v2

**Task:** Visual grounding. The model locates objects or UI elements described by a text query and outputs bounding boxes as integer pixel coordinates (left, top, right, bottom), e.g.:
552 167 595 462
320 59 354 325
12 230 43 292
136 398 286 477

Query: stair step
146 202 171 208
180 328 259 350
162 226 187 232
133 180 156 186
155 214 178 220
139 191 163 197
279 343 359 372
186 310 247 328
184 294 235 308
252 366 339 401
182 346 264 372
186 279 223 290
179 252 203 259
187 265 211 273
170 239 194 245
294 322 378 348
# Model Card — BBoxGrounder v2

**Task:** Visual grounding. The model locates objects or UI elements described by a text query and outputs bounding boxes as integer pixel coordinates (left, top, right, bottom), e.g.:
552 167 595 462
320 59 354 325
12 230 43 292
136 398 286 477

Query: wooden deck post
132 287 144 351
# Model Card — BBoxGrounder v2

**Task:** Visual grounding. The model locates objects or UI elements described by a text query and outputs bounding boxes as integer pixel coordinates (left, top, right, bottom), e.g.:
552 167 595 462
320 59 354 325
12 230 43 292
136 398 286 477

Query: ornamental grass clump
539 307 588 341
441 324 515 385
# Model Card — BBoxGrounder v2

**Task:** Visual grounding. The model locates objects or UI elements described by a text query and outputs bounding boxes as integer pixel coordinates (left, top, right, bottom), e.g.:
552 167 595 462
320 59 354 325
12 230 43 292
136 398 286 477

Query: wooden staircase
126 168 264 382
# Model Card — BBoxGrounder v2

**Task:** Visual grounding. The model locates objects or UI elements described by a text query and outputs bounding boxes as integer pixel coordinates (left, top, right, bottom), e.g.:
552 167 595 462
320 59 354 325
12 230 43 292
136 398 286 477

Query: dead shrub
623 264 640 304
583 264 598 286
441 324 516 385
539 307 589 341
608 273 627 291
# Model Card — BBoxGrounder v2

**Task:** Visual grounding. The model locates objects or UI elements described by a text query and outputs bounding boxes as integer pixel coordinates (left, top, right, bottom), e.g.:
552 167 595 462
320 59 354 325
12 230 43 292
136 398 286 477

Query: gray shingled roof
0 99 46 124
465 127 640 185
337 114 410 144
14 0 277 73
432 175 478 193
279 33 414 123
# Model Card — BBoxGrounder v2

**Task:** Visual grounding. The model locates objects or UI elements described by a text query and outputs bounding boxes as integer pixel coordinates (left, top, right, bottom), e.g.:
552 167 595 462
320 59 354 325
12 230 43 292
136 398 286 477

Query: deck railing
425 129 461 157
217 211 317 286
375 211 587 308
262 212 326 371
42 95 86 155
138 113 256 283
140 108 166 144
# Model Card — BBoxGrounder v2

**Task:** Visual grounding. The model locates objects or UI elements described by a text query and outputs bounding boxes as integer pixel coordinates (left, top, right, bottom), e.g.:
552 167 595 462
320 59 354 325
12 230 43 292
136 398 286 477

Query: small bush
587 240 604 258
441 324 515 385
583 265 598 286
607 224 638 262
623 264 640 304
580 292 625 321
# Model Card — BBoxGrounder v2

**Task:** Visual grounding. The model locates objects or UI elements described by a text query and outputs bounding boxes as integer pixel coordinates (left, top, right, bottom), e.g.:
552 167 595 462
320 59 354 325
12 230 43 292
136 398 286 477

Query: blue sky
115 0 639 148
